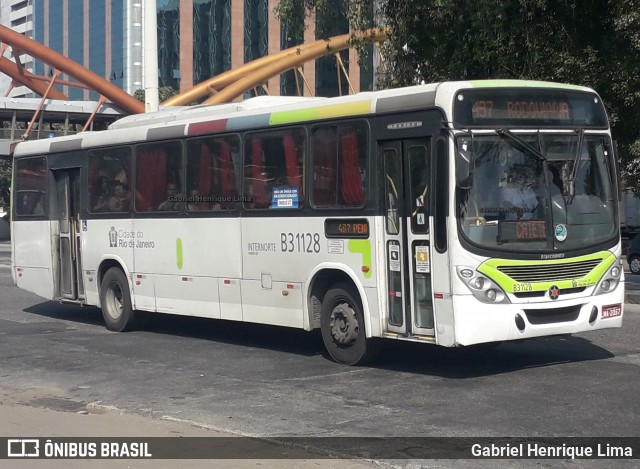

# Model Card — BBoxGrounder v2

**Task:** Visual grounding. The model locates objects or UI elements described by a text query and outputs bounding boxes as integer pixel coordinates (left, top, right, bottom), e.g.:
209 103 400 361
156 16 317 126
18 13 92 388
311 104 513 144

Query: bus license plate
601 304 622 319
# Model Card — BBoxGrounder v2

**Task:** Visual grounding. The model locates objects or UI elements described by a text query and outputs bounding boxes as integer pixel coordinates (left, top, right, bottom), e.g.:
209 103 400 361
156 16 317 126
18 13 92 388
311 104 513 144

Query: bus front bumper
451 288 624 346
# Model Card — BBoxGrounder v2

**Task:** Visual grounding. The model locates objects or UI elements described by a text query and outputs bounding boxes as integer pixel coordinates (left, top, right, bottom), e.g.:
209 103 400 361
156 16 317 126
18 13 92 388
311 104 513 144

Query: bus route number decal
281 233 321 253
513 283 533 292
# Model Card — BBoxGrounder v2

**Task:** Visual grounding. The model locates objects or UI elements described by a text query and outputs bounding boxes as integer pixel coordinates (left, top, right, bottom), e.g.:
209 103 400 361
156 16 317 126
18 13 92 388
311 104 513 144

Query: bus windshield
456 132 617 253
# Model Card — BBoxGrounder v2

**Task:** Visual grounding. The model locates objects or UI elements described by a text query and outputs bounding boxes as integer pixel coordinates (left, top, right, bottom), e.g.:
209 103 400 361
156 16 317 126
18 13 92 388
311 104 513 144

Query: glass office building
30 0 373 101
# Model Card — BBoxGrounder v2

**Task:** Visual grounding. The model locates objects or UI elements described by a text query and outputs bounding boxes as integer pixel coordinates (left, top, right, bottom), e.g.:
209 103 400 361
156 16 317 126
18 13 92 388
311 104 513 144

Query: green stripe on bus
176 237 183 270
469 80 585 90
269 108 318 125
269 101 372 125
478 251 615 293
348 240 372 279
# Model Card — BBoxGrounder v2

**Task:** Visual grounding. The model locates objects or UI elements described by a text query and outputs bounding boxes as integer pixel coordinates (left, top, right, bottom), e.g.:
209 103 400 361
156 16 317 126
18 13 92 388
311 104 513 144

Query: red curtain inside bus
136 149 167 211
250 138 268 208
284 134 302 194
340 132 365 206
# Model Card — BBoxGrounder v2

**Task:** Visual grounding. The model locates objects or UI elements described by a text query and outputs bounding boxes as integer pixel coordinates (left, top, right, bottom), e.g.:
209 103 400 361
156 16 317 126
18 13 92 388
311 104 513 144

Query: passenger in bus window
92 176 110 212
112 181 131 211
187 188 209 211
158 182 180 211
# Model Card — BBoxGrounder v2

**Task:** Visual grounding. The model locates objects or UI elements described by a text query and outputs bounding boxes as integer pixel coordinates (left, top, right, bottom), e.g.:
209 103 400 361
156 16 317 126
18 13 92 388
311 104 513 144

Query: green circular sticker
555 224 567 242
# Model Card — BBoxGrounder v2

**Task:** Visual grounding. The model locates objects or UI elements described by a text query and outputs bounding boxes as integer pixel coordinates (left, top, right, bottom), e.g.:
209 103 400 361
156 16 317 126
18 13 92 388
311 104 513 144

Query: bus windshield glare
456 133 617 252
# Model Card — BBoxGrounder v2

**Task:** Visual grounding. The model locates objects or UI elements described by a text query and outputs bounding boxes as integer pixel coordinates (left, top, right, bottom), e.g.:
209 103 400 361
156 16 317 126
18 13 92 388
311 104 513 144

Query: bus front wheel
100 267 136 332
320 282 377 365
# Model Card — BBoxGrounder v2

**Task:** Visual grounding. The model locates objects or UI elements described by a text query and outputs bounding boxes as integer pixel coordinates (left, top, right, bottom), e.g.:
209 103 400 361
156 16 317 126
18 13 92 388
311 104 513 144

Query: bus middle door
53 168 84 301
381 139 434 338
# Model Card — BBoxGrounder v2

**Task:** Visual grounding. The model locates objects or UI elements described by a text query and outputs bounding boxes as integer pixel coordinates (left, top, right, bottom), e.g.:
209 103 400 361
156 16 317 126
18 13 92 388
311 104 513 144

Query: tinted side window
14 157 47 217
311 123 368 208
88 147 132 213
135 141 183 212
186 135 240 211
243 128 305 210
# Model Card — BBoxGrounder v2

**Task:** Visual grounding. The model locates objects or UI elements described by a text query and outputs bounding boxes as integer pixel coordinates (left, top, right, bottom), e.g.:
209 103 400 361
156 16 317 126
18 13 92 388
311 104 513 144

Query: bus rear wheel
100 267 136 332
320 282 377 365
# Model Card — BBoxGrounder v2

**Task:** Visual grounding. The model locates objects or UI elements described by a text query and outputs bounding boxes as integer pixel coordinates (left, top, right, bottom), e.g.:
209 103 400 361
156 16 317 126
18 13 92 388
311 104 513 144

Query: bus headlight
594 257 622 296
456 266 510 304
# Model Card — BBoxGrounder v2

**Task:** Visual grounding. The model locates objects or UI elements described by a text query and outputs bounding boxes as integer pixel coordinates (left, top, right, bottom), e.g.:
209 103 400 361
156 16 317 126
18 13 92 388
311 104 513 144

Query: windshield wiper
496 129 547 162
567 129 585 204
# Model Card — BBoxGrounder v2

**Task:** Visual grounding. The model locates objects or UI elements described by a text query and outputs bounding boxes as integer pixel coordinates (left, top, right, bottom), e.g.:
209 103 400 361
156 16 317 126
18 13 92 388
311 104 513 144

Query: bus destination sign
454 88 608 128
498 220 547 243
470 99 571 121
325 219 369 239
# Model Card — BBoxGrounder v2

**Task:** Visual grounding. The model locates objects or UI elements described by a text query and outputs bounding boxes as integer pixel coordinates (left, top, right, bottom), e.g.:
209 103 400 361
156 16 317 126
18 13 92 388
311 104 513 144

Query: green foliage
0 159 11 211
276 0 640 191
133 86 179 104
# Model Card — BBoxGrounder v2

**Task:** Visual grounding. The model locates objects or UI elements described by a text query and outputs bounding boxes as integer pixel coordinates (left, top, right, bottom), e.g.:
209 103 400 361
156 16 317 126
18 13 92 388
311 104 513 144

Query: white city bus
11 80 624 364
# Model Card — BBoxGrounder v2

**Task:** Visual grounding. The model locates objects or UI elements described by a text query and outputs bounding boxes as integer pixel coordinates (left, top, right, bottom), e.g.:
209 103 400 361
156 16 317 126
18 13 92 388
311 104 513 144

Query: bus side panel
241 280 304 327
132 217 241 318
241 217 377 329
82 219 134 307
12 220 55 300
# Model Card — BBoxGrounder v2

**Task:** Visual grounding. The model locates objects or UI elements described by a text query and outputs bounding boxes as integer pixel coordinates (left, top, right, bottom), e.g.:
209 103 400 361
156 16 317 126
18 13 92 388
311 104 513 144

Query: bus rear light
434 293 444 299
287 284 294 289
223 279 231 285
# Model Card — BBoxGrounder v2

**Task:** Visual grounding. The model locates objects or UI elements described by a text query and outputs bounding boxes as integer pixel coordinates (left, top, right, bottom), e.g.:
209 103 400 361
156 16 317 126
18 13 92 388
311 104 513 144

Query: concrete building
27 0 372 102
0 0 35 98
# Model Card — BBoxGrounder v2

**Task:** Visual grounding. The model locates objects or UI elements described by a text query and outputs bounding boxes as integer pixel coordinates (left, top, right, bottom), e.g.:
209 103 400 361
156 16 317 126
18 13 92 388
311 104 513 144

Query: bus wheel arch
309 270 378 365
97 260 137 332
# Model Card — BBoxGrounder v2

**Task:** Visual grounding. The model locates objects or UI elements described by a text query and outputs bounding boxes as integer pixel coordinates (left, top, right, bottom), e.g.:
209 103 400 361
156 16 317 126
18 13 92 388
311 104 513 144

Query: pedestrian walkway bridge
0 97 125 158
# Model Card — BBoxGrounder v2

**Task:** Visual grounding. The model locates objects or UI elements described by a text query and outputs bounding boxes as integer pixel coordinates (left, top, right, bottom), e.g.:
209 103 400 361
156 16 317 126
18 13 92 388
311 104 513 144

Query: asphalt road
0 240 639 467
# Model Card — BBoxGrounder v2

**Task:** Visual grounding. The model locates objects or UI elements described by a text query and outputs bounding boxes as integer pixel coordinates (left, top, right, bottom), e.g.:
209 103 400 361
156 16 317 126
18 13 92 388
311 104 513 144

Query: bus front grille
497 259 602 282
523 305 582 324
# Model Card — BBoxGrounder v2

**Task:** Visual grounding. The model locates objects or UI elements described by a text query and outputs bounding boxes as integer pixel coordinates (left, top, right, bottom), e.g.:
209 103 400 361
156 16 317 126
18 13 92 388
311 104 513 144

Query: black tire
100 267 136 332
629 256 640 275
320 282 378 365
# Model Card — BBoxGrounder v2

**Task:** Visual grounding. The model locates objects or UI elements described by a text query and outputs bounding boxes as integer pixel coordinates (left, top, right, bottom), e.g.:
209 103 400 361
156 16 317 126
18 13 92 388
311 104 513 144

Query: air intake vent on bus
497 259 602 282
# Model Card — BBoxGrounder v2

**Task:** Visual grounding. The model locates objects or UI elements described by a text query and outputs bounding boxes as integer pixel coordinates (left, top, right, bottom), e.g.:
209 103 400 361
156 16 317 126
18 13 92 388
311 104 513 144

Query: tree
0 159 11 211
276 0 640 191
133 86 179 104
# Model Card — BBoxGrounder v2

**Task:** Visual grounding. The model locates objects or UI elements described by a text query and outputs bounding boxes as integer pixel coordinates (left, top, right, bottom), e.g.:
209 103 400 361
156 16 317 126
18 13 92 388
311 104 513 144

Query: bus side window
88 147 132 213
135 141 183 212
243 129 305 210
311 123 367 208
186 135 240 211
311 127 337 206
339 130 366 206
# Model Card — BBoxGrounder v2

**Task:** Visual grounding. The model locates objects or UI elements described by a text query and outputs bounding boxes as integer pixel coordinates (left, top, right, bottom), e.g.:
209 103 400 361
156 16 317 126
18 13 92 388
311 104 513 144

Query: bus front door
53 169 84 301
381 139 435 337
